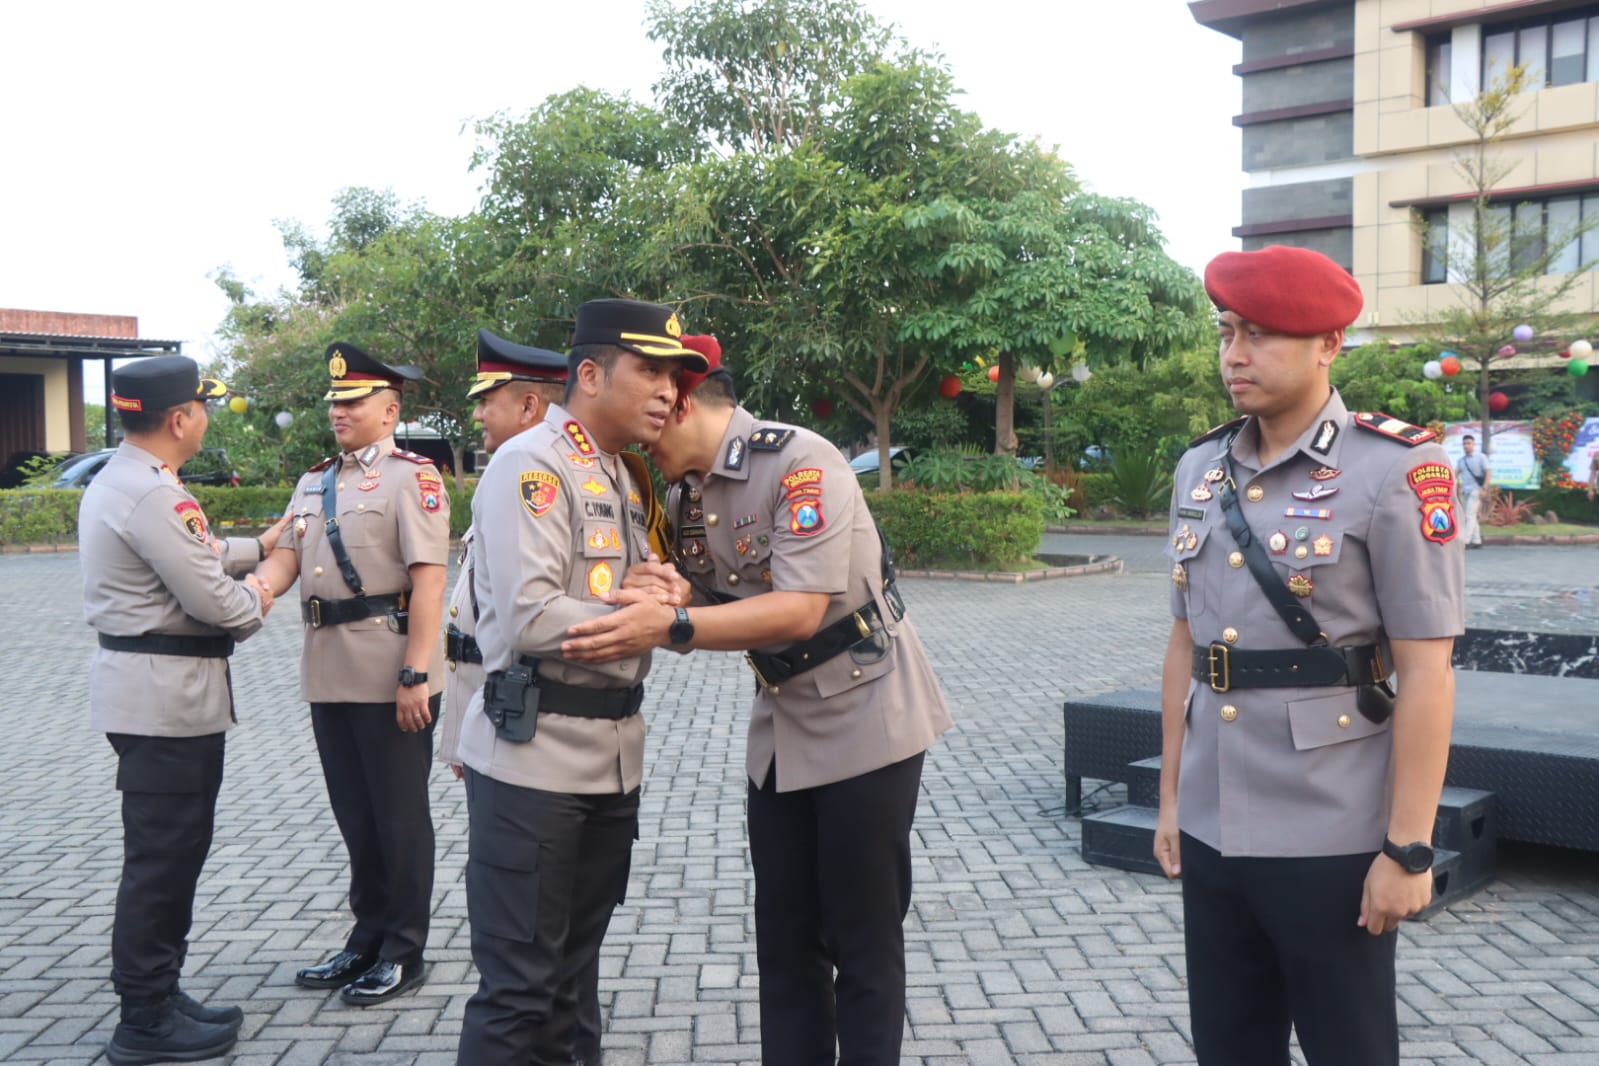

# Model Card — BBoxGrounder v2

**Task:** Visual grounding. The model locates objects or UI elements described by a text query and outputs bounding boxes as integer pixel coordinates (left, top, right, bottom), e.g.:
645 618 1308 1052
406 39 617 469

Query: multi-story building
1191 0 1599 345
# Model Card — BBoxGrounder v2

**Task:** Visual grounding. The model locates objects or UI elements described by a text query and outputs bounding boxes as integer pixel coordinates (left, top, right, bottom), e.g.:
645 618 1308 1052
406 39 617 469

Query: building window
1422 194 1599 284
1481 6 1599 89
1421 208 1449 282
1426 34 1452 105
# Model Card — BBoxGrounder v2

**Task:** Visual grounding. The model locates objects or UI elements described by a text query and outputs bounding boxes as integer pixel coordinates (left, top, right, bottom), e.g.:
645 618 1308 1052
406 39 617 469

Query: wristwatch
668 607 694 646
398 666 429 688
1382 837 1434 874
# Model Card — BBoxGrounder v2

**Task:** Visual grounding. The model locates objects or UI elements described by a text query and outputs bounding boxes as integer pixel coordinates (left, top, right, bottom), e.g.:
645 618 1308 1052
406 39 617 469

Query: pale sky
1 1 1241 401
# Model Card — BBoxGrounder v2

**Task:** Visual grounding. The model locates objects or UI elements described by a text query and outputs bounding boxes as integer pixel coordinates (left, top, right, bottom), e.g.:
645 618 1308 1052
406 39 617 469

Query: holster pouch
483 662 541 743
1356 679 1397 724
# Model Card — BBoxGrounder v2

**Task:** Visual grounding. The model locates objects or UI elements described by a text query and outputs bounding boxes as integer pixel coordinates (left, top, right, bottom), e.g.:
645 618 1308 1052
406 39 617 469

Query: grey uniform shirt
671 407 953 792
80 442 265 736
437 526 481 769
1166 390 1465 857
458 406 650 795
283 435 450 704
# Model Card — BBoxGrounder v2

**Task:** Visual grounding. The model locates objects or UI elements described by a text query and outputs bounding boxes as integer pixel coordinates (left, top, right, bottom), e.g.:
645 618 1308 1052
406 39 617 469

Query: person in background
1455 433 1490 549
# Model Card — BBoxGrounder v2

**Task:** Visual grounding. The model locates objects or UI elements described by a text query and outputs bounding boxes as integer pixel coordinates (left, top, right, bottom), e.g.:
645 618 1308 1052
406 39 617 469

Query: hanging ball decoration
1439 355 1461 376
1571 339 1594 360
1019 365 1041 383
938 374 962 399
1498 344 1516 357
1559 349 1572 359
1513 324 1535 342
810 398 833 419
987 365 1001 383
1036 371 1055 390
227 395 249 414
274 410 294 429
1071 363 1092 383
1570 358 1590 377
1488 391 1510 413
1422 359 1443 380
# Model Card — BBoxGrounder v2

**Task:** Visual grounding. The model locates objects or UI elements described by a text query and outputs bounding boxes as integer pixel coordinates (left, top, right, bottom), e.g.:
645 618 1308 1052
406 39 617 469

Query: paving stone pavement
2 535 1598 1065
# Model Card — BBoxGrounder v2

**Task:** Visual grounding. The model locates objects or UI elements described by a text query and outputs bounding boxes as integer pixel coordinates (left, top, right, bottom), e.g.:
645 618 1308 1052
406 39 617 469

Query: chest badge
1267 530 1288 554
1172 563 1187 589
1286 574 1314 598
1190 484 1213 502
1285 507 1332 520
1204 467 1225 483
1309 466 1341 481
1313 534 1335 556
587 561 614 597
1292 484 1338 501
736 535 752 555
294 516 308 538
580 477 607 496
1245 484 1265 502
733 514 758 529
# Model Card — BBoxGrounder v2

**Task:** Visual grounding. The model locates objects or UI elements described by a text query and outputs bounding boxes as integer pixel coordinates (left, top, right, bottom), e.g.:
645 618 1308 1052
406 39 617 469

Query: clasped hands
561 555 690 663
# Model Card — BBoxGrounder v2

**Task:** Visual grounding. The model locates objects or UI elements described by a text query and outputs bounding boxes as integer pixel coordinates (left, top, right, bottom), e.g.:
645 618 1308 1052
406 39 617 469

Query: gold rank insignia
329 352 348 378
1287 574 1314 597
587 561 614 596
1190 484 1213 502
665 312 682 338
581 477 607 496
1313 534 1334 556
1185 532 1198 551
1172 563 1187 589
1204 467 1225 482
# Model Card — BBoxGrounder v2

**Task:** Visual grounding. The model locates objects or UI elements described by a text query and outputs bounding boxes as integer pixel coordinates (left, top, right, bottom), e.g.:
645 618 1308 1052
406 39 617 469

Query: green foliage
1107 451 1174 518
1070 472 1116 509
84 404 107 450
14 454 65 487
865 489 1043 568
447 478 477 538
1330 343 1472 424
0 489 80 545
900 451 1072 521
1525 485 1599 523
187 487 294 527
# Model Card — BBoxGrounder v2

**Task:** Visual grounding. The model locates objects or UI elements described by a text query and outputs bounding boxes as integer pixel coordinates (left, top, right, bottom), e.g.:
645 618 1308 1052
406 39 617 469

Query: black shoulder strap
320 459 366 595
1217 447 1325 647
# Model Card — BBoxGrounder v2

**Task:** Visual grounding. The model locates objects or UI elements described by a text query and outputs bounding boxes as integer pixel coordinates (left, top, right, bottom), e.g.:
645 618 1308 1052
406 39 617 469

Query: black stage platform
1064 633 1599 853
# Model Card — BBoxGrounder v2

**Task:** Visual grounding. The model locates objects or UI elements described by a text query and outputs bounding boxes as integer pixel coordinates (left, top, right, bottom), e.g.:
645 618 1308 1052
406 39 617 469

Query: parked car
50 448 239 489
848 446 919 482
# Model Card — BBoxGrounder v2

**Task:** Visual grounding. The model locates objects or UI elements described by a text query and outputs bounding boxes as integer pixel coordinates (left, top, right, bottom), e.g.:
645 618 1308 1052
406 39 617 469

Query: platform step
1126 756 1162 808
1081 804 1164 876
1434 786 1497 896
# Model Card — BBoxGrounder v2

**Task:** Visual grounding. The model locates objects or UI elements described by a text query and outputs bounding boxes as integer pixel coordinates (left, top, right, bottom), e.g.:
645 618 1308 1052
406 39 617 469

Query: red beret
675 334 722 401
1204 245 1363 336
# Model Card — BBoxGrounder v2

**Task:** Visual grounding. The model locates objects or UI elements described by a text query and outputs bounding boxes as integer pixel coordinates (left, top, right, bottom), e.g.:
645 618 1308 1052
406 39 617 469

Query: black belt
1192 643 1387 693
514 659 643 720
446 623 482 664
98 633 235 659
747 601 884 688
301 593 404 629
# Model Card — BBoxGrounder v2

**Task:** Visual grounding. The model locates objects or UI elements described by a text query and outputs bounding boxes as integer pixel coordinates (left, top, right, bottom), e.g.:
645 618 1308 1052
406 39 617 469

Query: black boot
171 985 244 1031
105 994 238 1066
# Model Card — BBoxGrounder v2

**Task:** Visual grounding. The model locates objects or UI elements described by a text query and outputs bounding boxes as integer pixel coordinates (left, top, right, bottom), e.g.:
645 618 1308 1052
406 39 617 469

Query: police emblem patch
790 498 824 536
521 471 560 518
587 561 614 597
174 500 209 543
1408 462 1457 544
417 470 443 512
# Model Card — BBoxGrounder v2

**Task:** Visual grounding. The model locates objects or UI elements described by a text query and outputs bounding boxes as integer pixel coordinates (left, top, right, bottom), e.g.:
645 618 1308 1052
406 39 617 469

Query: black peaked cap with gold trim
570 298 709 372
324 342 423 401
111 355 227 413
469 329 569 399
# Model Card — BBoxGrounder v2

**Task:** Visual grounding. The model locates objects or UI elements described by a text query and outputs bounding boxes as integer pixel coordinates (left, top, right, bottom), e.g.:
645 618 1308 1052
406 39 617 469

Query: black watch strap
1382 836 1433 873
669 607 694 645
399 667 428 687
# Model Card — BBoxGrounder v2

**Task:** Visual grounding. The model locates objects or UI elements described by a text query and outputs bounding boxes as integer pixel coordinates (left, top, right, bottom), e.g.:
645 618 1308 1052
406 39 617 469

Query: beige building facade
1193 0 1599 344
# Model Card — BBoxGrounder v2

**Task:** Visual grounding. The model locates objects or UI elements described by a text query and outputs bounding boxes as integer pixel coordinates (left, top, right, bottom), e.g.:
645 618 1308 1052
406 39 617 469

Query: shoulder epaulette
307 456 336 473
1353 412 1436 446
1188 416 1246 449
748 426 796 451
391 448 435 465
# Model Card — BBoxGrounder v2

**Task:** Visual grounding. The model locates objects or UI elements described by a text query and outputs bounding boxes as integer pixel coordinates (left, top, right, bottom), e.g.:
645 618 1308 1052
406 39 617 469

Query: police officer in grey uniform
437 329 608 1064
454 300 707 1066
1153 245 1465 1065
563 336 954 1066
256 342 450 1005
81 356 280 1065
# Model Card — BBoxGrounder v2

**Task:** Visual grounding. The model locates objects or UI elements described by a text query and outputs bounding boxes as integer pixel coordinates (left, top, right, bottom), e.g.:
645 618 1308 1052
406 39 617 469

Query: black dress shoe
339 959 428 1006
295 949 378 989
106 995 237 1065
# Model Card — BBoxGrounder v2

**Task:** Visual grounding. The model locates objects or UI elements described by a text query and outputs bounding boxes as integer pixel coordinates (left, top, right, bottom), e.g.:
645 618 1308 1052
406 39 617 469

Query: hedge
1524 486 1599 524
865 489 1044 569
0 479 479 547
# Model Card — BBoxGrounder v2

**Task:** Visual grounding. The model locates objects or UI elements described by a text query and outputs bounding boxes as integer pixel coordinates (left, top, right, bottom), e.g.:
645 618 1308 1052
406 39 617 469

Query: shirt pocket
811 629 898 699
1168 522 1218 617
1287 690 1390 750
336 494 388 547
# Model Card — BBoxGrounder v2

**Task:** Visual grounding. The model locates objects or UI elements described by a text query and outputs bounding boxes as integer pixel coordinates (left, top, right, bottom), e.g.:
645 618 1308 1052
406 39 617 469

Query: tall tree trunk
995 352 1016 457
1478 355 1494 456
451 441 467 491
875 402 894 491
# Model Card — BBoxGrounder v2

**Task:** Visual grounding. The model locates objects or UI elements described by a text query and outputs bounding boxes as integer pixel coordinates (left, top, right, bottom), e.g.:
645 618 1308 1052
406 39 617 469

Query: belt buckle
853 610 872 639
1207 642 1230 693
308 598 322 628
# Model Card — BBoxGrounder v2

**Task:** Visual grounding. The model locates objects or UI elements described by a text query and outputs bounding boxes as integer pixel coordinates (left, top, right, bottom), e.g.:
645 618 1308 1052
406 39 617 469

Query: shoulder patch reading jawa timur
1408 462 1457 544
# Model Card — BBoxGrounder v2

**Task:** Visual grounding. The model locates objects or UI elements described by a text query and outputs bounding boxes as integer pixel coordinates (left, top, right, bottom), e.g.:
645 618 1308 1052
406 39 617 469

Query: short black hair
117 402 187 436
1462 434 1476 443
691 368 738 408
564 344 625 402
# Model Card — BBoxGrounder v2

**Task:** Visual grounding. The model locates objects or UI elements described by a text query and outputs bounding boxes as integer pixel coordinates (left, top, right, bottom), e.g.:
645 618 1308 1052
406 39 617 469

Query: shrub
865 490 1044 569
1525 486 1599 524
0 489 82 546
189 487 294 530
1107 452 1175 518
1482 487 1534 527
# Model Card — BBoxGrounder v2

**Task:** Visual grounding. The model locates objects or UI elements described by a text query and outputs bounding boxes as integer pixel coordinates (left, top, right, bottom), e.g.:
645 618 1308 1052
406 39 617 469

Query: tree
1330 343 1472 426
1418 65 1599 453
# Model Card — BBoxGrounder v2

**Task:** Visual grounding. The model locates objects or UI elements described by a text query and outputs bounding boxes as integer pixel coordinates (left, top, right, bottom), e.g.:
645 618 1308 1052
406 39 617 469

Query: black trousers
309 699 438 966
457 768 638 1066
108 732 226 1001
1180 832 1399 1066
748 751 925 1066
